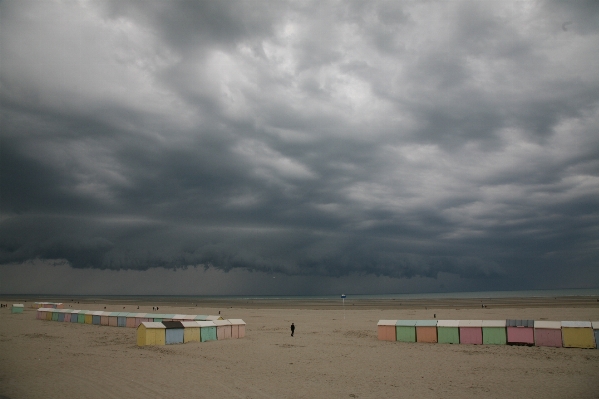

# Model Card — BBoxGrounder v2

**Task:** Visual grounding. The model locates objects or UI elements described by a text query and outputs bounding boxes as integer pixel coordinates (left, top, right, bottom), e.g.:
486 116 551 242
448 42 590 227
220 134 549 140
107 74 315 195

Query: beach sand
1 296 598 399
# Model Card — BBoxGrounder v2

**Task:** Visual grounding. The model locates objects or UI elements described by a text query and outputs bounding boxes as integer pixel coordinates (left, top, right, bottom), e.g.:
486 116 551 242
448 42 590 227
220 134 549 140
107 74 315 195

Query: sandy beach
1 296 598 399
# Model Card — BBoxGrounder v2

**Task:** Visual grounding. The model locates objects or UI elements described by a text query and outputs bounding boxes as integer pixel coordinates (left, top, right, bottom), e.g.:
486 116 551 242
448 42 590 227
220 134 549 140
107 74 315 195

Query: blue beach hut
163 321 185 345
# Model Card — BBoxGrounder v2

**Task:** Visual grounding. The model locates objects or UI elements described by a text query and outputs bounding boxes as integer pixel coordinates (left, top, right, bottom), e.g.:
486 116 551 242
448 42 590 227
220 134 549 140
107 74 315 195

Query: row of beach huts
34 308 246 346
377 319 599 349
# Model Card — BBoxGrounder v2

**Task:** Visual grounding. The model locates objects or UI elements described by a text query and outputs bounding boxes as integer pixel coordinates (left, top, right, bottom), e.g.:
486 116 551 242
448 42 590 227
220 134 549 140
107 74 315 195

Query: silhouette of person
291 323 295 337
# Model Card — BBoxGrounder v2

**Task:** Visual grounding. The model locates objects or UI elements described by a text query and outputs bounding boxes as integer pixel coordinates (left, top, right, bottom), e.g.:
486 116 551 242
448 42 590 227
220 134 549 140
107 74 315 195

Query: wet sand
1 296 598 398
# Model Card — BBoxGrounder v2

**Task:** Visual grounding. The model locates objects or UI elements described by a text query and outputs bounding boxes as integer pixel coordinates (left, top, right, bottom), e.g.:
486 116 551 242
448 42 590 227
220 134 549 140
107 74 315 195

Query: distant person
291 323 295 337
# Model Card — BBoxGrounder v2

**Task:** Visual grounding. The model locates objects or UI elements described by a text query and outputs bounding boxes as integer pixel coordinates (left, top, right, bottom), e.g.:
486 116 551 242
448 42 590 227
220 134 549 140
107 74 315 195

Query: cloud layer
1 0 598 292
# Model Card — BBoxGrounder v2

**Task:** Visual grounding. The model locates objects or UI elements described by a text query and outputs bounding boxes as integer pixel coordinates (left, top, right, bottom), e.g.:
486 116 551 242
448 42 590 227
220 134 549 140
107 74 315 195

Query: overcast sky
1 0 598 295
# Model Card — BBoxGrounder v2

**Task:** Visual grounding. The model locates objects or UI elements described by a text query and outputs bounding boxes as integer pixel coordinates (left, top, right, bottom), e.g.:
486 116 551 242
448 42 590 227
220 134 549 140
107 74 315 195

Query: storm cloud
1 0 598 293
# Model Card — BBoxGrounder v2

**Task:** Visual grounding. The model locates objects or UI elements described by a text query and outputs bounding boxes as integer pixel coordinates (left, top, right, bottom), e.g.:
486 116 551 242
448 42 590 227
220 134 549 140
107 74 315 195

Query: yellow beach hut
181 321 201 343
137 322 166 346
562 321 595 349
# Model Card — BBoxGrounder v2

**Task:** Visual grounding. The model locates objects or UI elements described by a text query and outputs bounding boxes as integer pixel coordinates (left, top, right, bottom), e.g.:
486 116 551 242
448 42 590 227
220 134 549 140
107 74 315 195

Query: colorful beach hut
163 321 185 345
78 310 88 324
92 311 103 325
100 312 110 326
482 320 507 345
63 310 73 322
117 312 128 327
459 320 483 345
214 320 233 340
137 322 166 346
134 313 152 328
593 322 599 349
107 312 119 326
415 320 437 343
125 313 142 328
395 320 417 343
70 310 80 323
181 321 201 343
56 309 66 322
437 320 460 344
51 309 60 321
507 319 534 345
377 320 397 341
197 321 217 342
534 321 562 348
11 304 24 314
194 315 209 321
561 321 595 349
229 319 246 339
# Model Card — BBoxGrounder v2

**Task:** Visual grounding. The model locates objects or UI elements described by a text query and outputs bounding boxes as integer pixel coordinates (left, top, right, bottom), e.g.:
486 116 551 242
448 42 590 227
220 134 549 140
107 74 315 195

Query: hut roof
415 320 437 327
196 321 217 328
592 322 599 329
377 320 397 326
561 321 592 328
12 304 24 308
534 321 561 329
437 320 459 327
396 320 417 326
481 320 506 327
214 320 232 326
180 321 200 328
194 315 208 320
140 322 166 329
171 314 187 320
178 315 198 320
116 312 130 317
162 321 185 329
507 319 534 327
206 315 223 321
228 319 246 325
459 320 483 327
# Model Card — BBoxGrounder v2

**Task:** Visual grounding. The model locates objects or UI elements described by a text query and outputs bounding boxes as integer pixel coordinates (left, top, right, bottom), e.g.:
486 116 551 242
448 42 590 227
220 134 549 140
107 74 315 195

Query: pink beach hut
507 319 534 345
36 308 51 320
377 320 397 341
108 312 119 327
133 313 152 328
214 320 233 340
229 319 246 339
63 310 72 323
534 321 562 348
100 312 110 326
459 320 483 344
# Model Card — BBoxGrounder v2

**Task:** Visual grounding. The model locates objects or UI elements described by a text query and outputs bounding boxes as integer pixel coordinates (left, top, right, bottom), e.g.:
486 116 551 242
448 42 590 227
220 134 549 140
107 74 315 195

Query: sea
9 288 599 302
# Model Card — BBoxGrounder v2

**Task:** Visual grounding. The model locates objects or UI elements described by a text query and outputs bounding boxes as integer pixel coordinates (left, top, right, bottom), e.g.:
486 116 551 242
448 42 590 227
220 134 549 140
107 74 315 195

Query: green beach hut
395 320 417 343
197 321 217 342
437 320 460 344
482 320 507 345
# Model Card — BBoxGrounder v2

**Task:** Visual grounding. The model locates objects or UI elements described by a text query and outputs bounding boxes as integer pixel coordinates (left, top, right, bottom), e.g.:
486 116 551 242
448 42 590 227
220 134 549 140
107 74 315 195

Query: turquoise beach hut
197 321 217 342
11 304 24 314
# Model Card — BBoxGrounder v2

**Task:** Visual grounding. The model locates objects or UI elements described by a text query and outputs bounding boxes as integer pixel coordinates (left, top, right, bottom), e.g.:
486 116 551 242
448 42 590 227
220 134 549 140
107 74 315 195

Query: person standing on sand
291 323 295 337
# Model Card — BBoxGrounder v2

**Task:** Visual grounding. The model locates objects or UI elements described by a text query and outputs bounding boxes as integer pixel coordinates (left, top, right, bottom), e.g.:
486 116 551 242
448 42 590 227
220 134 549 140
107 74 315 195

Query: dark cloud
1 0 598 294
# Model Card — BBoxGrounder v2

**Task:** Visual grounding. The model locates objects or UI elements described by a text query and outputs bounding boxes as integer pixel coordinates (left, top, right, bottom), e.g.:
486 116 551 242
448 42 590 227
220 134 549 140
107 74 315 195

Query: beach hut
181 321 201 343
57 309 66 322
137 322 166 346
194 315 208 321
507 319 534 345
229 319 246 339
92 311 103 325
100 312 110 326
592 322 599 349
106 312 118 326
83 311 94 324
561 321 595 349
11 304 24 314
70 310 80 323
51 309 60 321
214 320 233 340
171 314 188 321
415 320 437 343
78 310 87 324
482 320 507 345
126 313 140 328
132 313 151 328
206 315 224 321
163 321 185 345
459 320 483 345
117 312 129 327
63 310 73 323
197 321 217 342
395 320 417 343
534 321 562 347
437 320 460 344
377 320 397 341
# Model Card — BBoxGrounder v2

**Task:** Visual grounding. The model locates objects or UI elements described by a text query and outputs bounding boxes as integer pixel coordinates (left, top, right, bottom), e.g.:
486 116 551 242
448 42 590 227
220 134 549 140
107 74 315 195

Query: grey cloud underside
1 0 598 287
